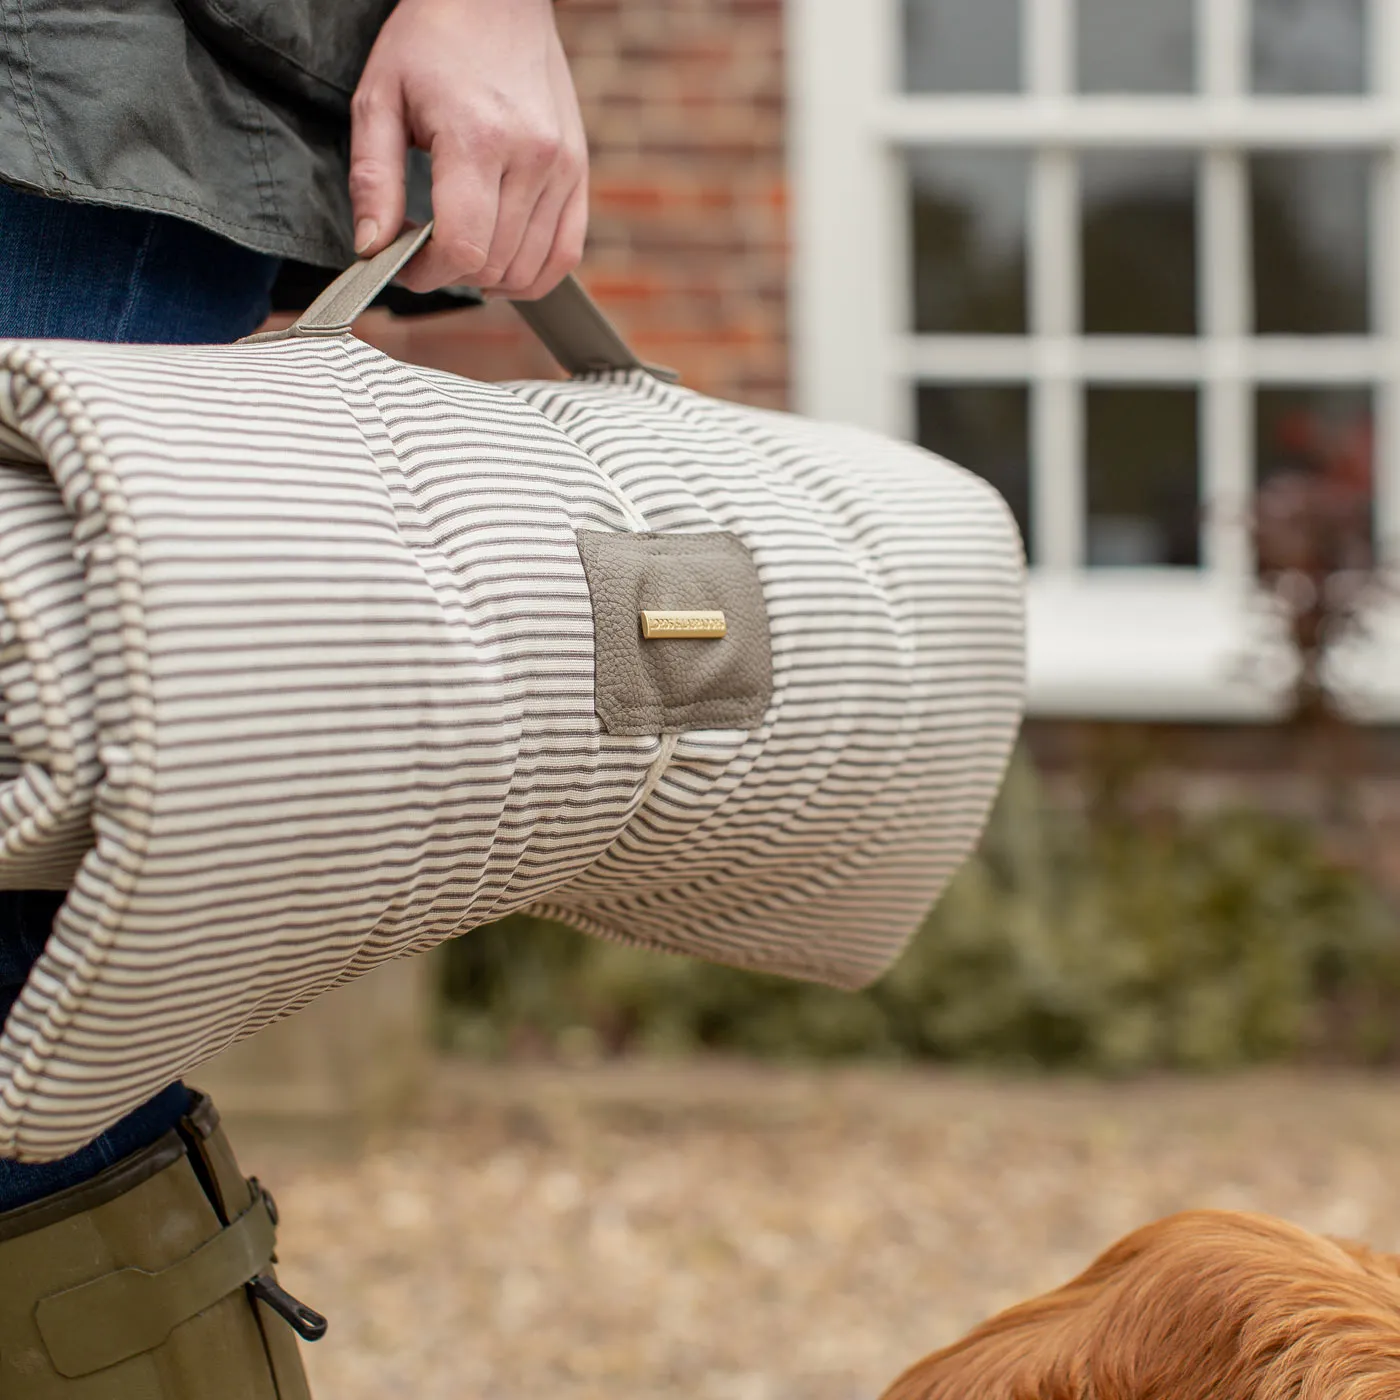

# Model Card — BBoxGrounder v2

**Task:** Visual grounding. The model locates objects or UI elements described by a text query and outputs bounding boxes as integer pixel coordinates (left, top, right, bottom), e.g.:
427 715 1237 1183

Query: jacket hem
0 169 352 268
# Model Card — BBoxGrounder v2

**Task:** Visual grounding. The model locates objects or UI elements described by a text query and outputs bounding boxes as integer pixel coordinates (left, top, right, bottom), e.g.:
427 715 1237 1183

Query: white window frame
788 0 1400 720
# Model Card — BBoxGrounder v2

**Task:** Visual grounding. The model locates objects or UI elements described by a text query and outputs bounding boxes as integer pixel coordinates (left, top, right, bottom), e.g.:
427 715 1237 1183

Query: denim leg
0 183 283 343
0 183 283 1209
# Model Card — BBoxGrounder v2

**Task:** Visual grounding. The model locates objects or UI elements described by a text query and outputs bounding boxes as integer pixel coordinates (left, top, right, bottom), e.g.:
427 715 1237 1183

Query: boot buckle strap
35 1194 277 1377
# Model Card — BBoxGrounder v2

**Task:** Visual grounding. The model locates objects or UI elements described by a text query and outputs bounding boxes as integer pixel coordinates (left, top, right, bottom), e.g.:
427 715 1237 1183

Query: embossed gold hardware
640 610 727 640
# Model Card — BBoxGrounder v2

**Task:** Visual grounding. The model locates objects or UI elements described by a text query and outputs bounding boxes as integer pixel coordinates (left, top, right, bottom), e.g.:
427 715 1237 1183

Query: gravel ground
246 1060 1400 1400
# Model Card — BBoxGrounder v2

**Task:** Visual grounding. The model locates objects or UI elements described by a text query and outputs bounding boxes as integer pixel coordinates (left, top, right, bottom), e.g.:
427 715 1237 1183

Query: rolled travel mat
0 225 1025 1159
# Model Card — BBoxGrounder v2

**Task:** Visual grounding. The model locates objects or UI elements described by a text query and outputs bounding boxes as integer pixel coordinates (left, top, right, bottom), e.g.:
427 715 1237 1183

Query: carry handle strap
255 222 678 382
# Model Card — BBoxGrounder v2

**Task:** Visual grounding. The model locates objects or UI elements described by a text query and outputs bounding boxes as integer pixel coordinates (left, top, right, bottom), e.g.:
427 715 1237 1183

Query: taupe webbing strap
514 275 677 380
247 221 678 382
294 222 436 333
34 1194 277 1378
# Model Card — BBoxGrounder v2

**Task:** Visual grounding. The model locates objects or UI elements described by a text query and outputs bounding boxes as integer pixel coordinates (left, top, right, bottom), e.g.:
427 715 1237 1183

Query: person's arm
348 0 587 300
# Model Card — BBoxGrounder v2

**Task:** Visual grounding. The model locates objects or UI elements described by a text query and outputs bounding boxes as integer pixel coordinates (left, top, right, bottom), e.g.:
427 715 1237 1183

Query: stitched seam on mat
632 733 679 810
0 347 159 1155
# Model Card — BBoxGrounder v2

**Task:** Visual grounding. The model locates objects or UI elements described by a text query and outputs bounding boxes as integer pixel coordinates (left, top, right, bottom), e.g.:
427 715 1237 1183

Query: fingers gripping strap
261 221 675 381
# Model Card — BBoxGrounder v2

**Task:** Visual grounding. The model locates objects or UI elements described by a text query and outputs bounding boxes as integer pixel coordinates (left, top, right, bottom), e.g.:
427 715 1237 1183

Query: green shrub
439 752 1400 1072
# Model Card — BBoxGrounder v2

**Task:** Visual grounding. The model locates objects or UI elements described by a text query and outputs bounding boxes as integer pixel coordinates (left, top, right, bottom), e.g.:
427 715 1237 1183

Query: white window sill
1026 571 1400 724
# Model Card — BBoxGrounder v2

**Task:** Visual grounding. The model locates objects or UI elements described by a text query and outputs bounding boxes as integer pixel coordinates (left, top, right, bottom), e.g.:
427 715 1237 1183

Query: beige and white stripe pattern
0 328 1023 1160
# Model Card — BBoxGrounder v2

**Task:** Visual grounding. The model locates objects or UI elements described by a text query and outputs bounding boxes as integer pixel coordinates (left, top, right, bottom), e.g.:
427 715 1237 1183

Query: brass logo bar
640 610 727 640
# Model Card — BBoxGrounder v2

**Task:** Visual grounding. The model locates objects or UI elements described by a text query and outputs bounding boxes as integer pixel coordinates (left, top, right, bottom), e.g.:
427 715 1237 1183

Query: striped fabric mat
0 337 1023 1160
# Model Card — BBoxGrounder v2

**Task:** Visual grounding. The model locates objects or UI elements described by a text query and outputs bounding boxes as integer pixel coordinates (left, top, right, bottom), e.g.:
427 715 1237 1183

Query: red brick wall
359 0 791 408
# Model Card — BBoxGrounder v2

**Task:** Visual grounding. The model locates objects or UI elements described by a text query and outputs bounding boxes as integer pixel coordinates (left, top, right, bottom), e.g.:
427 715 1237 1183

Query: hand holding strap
244 223 677 382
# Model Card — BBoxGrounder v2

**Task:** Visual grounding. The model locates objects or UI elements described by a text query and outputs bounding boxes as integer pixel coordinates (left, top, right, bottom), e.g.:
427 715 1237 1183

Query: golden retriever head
880 1210 1400 1400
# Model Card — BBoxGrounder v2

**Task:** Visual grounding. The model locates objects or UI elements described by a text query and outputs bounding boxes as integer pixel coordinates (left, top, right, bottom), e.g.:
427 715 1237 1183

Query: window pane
903 0 1021 93
1253 0 1368 95
1077 0 1196 93
1086 388 1200 568
1256 387 1374 561
917 385 1032 559
1082 151 1198 336
910 150 1028 334
1251 151 1371 335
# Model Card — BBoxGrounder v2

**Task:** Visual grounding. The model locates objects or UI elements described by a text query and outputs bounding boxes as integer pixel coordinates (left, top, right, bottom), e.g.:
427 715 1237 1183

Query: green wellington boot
0 1092 323 1399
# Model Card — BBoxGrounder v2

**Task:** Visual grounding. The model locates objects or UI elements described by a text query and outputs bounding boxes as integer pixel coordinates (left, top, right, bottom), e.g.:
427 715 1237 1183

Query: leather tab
575 530 772 736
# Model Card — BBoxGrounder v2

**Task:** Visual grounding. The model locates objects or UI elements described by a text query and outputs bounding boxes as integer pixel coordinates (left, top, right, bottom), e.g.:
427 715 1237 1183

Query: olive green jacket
0 1 395 267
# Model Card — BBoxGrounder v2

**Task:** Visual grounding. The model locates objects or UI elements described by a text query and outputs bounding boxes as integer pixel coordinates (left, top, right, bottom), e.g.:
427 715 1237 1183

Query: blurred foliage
439 749 1400 1073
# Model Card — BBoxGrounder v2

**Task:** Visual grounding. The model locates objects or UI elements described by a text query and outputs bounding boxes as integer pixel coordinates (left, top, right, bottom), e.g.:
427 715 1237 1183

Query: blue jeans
0 183 282 1210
